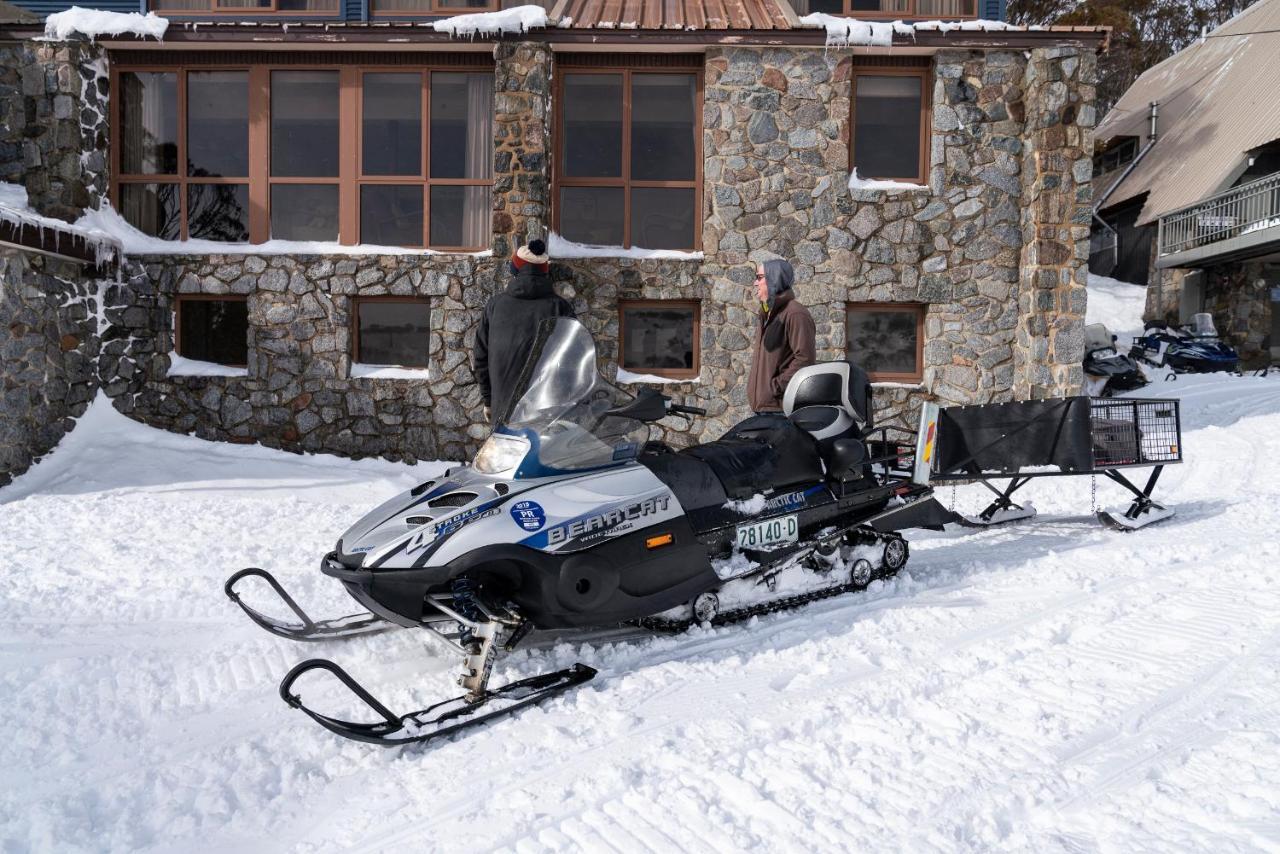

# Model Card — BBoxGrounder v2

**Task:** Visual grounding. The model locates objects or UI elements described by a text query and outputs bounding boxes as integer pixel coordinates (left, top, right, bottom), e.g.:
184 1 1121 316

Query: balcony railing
1157 171 1280 261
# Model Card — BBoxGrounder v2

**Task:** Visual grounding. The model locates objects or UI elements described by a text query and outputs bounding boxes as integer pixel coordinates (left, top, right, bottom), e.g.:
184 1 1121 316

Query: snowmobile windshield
495 318 649 475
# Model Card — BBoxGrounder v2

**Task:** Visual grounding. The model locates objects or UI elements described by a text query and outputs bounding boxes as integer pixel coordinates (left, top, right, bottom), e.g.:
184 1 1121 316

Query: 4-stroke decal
405 504 501 555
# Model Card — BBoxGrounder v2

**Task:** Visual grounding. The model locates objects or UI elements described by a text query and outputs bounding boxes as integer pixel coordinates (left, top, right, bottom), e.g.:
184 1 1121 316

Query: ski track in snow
4 377 1280 852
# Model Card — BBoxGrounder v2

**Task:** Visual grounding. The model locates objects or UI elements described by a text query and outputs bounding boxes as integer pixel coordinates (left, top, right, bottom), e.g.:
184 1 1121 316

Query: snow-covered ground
1086 273 1148 339
5 277 1280 851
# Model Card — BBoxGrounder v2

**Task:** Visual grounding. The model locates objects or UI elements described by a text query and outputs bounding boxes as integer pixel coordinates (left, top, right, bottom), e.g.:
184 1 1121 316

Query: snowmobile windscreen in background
488 318 651 476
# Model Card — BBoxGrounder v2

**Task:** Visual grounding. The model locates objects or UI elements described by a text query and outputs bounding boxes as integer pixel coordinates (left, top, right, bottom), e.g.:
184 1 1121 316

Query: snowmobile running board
224 567 393 642
279 658 597 747
919 396 1183 531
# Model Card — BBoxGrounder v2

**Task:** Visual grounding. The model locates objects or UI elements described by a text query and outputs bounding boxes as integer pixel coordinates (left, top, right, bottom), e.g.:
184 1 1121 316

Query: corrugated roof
1095 0 1280 225
551 0 794 30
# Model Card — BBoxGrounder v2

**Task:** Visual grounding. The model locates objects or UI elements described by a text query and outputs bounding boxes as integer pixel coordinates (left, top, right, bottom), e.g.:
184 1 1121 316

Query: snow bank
798 15 1016 47
548 232 704 261
351 363 432 380
73 201 490 257
847 169 928 193
43 7 168 42
0 181 122 265
614 367 700 385
166 354 248 378
432 5 547 38
1087 273 1148 339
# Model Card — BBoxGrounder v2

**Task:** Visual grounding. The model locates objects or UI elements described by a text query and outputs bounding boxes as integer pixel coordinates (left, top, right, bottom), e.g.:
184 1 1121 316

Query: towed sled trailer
916 395 1183 531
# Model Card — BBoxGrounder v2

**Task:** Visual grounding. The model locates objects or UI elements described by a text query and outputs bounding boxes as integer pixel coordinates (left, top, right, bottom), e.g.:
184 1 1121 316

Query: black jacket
475 267 576 422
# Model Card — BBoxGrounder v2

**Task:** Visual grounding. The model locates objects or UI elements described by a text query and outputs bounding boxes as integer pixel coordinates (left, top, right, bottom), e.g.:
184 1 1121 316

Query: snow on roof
797 15 1018 47
43 7 168 42
432 5 547 38
0 181 121 266
1095 0 1280 224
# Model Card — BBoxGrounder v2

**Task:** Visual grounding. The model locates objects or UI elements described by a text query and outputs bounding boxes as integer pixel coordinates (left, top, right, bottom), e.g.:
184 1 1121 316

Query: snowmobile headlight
474 433 530 474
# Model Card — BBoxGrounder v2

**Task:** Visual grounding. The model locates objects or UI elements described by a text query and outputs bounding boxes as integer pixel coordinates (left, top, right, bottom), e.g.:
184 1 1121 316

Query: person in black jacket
474 239 576 424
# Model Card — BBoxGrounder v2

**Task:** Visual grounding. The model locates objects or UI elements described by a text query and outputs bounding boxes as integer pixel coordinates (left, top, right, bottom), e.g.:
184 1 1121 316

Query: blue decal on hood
510 500 546 532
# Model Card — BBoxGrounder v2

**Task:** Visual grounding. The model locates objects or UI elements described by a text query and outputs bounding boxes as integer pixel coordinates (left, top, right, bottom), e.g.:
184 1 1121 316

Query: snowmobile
1130 313 1241 375
1082 323 1149 397
226 317 956 747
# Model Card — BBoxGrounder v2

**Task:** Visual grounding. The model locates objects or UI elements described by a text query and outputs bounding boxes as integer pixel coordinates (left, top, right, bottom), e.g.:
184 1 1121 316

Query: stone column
492 41 553 260
0 38 108 222
1013 45 1095 399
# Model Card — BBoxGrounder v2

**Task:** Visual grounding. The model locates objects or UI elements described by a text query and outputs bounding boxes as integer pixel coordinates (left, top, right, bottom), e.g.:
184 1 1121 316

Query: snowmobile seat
673 415 825 500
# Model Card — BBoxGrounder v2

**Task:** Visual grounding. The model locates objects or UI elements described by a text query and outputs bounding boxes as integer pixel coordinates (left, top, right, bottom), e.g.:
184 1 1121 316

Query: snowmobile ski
1097 503 1174 531
225 567 392 642
279 658 597 747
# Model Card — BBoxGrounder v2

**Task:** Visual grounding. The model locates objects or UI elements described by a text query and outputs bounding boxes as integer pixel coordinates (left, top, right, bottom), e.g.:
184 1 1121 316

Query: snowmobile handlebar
666 401 707 417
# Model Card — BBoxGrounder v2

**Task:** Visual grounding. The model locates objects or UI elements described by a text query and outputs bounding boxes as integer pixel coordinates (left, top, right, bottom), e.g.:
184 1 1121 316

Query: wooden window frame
150 0 341 16
368 0 499 17
849 65 932 186
825 0 977 18
617 299 702 380
351 296 433 369
110 60 493 250
173 294 250 368
552 65 704 252
845 302 926 383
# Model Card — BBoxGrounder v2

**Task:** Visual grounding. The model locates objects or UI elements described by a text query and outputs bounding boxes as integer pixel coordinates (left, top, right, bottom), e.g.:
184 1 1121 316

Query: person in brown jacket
747 259 817 413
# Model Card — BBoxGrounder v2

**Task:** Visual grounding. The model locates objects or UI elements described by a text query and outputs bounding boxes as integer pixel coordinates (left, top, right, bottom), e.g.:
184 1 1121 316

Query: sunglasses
754 273 766 280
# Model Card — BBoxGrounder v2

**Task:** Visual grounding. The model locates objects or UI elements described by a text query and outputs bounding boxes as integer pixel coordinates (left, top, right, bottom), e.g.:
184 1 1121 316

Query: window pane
630 187 695 250
797 0 842 11
277 0 340 8
851 0 910 10
429 185 491 248
187 71 248 178
917 0 975 15
438 0 490 6
854 75 923 181
846 308 920 376
188 184 249 242
563 74 622 179
153 0 210 9
430 72 494 179
363 73 421 177
622 304 697 372
271 184 339 241
357 301 431 367
631 74 696 182
178 299 248 366
120 72 177 175
120 183 180 240
271 71 339 177
361 185 423 246
216 0 270 7
559 186 624 247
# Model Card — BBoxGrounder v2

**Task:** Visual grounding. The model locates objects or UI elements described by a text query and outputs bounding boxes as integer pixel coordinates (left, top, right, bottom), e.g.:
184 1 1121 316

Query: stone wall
492 41 553 259
0 249 101 487
0 38 108 221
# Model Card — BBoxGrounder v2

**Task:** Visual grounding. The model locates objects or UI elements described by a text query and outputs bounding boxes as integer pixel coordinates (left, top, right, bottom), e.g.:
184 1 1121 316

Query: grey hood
762 259 795 313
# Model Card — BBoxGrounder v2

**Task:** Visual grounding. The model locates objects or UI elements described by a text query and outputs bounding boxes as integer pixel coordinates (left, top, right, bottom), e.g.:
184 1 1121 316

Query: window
175 296 249 366
795 0 975 16
150 0 340 15
851 67 930 185
555 65 701 251
353 299 432 368
619 300 700 379
369 0 497 15
1092 137 1138 178
112 61 493 249
846 303 925 382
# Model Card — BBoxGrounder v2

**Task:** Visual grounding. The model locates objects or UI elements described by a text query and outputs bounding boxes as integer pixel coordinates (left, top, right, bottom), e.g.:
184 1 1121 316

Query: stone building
0 0 1104 481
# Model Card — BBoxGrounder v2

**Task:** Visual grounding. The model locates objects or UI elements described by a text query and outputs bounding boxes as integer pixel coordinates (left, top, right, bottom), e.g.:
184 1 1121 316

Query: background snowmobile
227 318 956 747
1082 323 1149 397
1130 313 1241 375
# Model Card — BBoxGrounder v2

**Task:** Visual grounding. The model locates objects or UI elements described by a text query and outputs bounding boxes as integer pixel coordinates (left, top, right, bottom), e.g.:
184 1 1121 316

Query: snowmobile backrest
1083 323 1114 355
782 362 872 429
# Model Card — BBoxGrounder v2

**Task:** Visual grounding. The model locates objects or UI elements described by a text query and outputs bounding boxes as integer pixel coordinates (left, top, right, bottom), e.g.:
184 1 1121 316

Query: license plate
735 514 798 551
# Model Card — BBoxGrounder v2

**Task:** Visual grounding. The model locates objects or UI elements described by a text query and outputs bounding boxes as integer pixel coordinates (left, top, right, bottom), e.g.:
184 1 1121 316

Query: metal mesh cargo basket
1090 398 1182 469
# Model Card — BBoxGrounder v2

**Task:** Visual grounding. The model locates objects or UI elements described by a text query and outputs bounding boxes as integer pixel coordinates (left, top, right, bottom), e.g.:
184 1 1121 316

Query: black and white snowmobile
1082 322 1149 397
227 318 955 747
1130 313 1241 375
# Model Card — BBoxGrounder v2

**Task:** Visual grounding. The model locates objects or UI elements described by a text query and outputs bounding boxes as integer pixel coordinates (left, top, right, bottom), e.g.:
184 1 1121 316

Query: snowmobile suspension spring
450 577 486 641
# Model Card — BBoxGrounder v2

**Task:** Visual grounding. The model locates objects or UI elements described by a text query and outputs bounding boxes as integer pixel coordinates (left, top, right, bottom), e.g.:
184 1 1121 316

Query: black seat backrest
786 362 874 429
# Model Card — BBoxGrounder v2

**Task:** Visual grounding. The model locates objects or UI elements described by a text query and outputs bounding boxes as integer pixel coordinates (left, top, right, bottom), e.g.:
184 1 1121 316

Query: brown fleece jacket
748 290 817 412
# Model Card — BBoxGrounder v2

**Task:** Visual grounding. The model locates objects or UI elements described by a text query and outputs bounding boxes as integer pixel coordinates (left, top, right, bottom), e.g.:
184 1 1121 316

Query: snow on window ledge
167 354 247 378
432 5 547 38
43 7 169 42
614 367 701 385
869 380 925 390
548 233 704 261
72 202 491 258
351 363 433 380
847 169 929 194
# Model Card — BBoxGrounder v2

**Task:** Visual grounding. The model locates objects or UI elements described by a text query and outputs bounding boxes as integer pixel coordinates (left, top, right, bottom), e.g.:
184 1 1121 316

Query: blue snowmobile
1130 313 1241 375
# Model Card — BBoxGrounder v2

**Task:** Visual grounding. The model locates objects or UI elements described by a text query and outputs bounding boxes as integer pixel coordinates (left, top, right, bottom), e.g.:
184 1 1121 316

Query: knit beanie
511 238 550 273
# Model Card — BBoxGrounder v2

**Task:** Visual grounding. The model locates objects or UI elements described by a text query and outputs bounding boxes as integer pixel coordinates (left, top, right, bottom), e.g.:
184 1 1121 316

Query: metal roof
1095 0 1280 225
550 0 795 30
